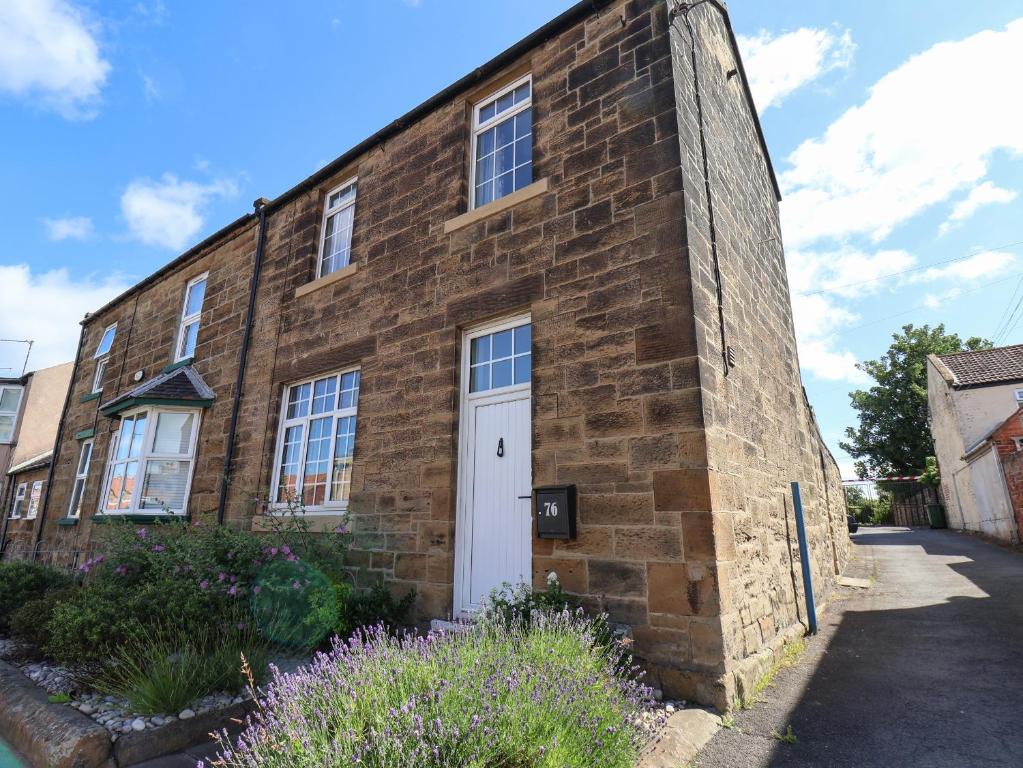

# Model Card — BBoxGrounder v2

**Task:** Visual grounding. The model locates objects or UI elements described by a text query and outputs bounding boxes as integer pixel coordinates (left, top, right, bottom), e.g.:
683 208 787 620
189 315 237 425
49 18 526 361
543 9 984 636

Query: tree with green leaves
840 324 990 479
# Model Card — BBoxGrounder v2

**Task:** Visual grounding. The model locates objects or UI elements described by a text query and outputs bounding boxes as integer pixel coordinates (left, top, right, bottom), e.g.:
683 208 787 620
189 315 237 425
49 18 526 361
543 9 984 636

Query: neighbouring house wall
928 357 1023 540
2 465 50 558
42 222 259 562
929 359 969 529
999 449 1023 540
667 2 849 707
963 446 1017 542
9 363 73 468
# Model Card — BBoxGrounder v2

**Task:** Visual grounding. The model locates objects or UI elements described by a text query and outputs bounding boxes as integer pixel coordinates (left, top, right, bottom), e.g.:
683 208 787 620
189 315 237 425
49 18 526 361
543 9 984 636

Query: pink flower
218 572 226 582
151 544 165 552
270 547 279 556
253 585 262 595
281 545 291 555
136 528 148 539
199 580 209 590
292 580 301 590
228 585 238 596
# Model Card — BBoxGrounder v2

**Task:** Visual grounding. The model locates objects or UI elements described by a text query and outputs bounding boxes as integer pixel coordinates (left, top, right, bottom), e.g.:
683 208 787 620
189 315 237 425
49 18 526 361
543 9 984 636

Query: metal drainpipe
32 324 87 558
216 198 270 524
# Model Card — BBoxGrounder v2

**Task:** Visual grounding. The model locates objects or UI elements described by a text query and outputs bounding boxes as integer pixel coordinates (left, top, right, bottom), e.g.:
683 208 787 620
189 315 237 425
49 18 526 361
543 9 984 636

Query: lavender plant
205 609 658 768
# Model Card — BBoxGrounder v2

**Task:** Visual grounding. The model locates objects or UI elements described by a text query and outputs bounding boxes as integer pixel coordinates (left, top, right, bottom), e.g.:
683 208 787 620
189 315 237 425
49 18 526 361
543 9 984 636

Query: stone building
1 362 74 557
37 0 847 707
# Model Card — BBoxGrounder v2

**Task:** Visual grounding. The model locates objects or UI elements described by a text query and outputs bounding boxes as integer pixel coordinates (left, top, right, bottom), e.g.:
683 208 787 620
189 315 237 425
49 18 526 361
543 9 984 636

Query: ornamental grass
206 609 659 768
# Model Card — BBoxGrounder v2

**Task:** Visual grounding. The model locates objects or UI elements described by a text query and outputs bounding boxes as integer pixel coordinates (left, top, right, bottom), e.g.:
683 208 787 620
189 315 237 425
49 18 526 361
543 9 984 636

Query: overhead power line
798 238 1023 297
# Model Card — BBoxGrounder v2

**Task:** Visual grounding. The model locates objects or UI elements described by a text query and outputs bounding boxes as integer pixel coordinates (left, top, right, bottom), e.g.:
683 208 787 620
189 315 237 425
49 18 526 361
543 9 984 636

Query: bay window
271 368 360 511
100 407 200 515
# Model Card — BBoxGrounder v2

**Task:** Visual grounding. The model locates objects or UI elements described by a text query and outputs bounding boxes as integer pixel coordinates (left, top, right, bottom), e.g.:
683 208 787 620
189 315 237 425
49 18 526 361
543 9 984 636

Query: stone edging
0 660 111 768
0 660 251 767
637 708 721 768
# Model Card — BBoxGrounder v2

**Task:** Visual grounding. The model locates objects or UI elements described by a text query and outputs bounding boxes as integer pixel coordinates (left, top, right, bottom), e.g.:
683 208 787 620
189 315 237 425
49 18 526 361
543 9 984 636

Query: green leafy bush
211 610 657 768
0 560 74 633
335 581 416 639
9 588 78 651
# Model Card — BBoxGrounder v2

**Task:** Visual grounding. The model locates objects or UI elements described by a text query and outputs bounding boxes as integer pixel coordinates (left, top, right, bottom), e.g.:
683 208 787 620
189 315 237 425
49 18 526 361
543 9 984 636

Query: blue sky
1 1 1022 477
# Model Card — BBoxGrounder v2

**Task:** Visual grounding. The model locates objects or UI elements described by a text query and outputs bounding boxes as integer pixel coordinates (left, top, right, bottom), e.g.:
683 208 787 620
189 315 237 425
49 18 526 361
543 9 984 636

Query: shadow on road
700 527 1023 768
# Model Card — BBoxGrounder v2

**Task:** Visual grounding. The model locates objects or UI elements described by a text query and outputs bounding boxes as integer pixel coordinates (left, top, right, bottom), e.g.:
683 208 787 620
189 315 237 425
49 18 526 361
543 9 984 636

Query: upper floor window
0 385 24 443
68 439 94 519
175 273 207 361
8 483 26 519
92 324 116 394
271 369 360 511
26 481 42 519
318 179 358 278
101 407 200 515
471 75 533 209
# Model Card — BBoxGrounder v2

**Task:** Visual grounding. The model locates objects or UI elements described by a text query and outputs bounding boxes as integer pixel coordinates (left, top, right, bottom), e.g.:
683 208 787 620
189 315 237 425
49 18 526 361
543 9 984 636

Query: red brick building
35 0 848 707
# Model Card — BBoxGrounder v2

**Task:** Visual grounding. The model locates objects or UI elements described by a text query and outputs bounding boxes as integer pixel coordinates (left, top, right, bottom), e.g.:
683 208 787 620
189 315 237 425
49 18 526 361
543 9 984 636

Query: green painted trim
57 518 79 527
162 357 194 374
74 428 95 440
79 392 101 403
91 513 190 524
100 397 213 417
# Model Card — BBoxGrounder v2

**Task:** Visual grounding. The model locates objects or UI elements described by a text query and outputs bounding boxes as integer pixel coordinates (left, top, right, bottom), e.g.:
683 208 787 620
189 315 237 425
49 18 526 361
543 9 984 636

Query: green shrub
334 581 416 639
211 610 657 768
93 623 272 715
0 560 74 633
9 587 78 652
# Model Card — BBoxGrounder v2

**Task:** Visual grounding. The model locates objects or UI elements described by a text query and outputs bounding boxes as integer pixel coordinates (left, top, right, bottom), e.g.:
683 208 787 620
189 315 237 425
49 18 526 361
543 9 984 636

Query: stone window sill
443 178 549 234
80 392 101 403
294 263 358 299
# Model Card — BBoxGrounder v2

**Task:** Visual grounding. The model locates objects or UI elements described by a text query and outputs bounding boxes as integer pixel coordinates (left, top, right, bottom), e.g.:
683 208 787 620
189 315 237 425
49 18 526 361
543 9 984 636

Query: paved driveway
696 526 1023 768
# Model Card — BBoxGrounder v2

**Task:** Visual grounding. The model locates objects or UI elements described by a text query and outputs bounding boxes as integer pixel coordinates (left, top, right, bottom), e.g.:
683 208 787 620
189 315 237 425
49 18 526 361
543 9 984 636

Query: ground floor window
68 439 94 518
271 368 360 511
100 407 200 515
8 483 26 518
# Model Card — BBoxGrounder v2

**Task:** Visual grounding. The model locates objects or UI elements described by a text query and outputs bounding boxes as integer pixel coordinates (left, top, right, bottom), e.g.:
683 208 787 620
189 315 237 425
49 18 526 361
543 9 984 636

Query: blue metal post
790 481 818 635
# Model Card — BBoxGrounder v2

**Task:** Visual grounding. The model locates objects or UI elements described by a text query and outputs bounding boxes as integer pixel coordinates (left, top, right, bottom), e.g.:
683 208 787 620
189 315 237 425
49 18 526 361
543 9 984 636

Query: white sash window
270 368 360 512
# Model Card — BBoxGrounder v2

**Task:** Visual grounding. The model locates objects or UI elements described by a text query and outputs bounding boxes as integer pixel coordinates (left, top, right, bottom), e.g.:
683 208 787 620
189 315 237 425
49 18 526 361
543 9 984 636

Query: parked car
847 515 859 534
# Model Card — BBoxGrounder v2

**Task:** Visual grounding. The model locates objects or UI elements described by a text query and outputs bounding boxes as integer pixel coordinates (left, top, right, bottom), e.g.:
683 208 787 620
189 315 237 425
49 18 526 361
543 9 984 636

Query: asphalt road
695 526 1023 768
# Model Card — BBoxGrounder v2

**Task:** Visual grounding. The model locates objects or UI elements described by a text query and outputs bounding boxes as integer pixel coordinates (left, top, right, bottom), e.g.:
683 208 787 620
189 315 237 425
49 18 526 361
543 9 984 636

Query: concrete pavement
696 526 1023 767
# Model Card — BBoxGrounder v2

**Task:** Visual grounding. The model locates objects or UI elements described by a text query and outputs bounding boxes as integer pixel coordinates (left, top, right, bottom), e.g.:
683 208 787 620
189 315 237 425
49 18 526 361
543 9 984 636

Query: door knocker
497 437 504 458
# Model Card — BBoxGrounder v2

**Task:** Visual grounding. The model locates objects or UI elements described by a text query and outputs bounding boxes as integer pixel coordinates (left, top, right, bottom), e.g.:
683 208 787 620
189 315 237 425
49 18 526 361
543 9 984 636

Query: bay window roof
99 366 214 417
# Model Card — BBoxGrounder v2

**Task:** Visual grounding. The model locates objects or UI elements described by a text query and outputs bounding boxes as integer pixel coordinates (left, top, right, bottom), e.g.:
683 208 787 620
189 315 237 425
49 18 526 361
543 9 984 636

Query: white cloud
121 173 238 251
909 250 1015 283
737 27 854 112
781 19 1023 249
41 215 93 241
0 0 110 119
0 265 130 373
939 182 1017 235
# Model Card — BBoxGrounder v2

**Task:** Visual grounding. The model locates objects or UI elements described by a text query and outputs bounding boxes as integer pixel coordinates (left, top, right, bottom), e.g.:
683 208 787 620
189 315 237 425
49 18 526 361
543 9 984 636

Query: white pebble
131 718 146 732
179 709 195 719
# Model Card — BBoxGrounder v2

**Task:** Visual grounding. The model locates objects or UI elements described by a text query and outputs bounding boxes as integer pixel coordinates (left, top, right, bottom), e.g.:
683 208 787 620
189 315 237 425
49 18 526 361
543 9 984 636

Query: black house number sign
534 485 577 540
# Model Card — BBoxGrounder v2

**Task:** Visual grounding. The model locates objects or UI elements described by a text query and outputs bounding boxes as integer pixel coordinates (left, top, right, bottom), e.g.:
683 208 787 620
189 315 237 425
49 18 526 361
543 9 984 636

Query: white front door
455 315 533 616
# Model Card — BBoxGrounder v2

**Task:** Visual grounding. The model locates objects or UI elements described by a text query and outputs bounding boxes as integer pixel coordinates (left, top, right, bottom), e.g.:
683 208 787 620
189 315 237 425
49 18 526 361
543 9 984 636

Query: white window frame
317 178 358 279
9 483 26 519
0 385 24 444
469 74 533 210
94 324 117 358
1014 389 1023 404
174 273 208 362
68 439 94 519
26 481 42 519
269 367 360 514
99 406 201 516
92 357 108 394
